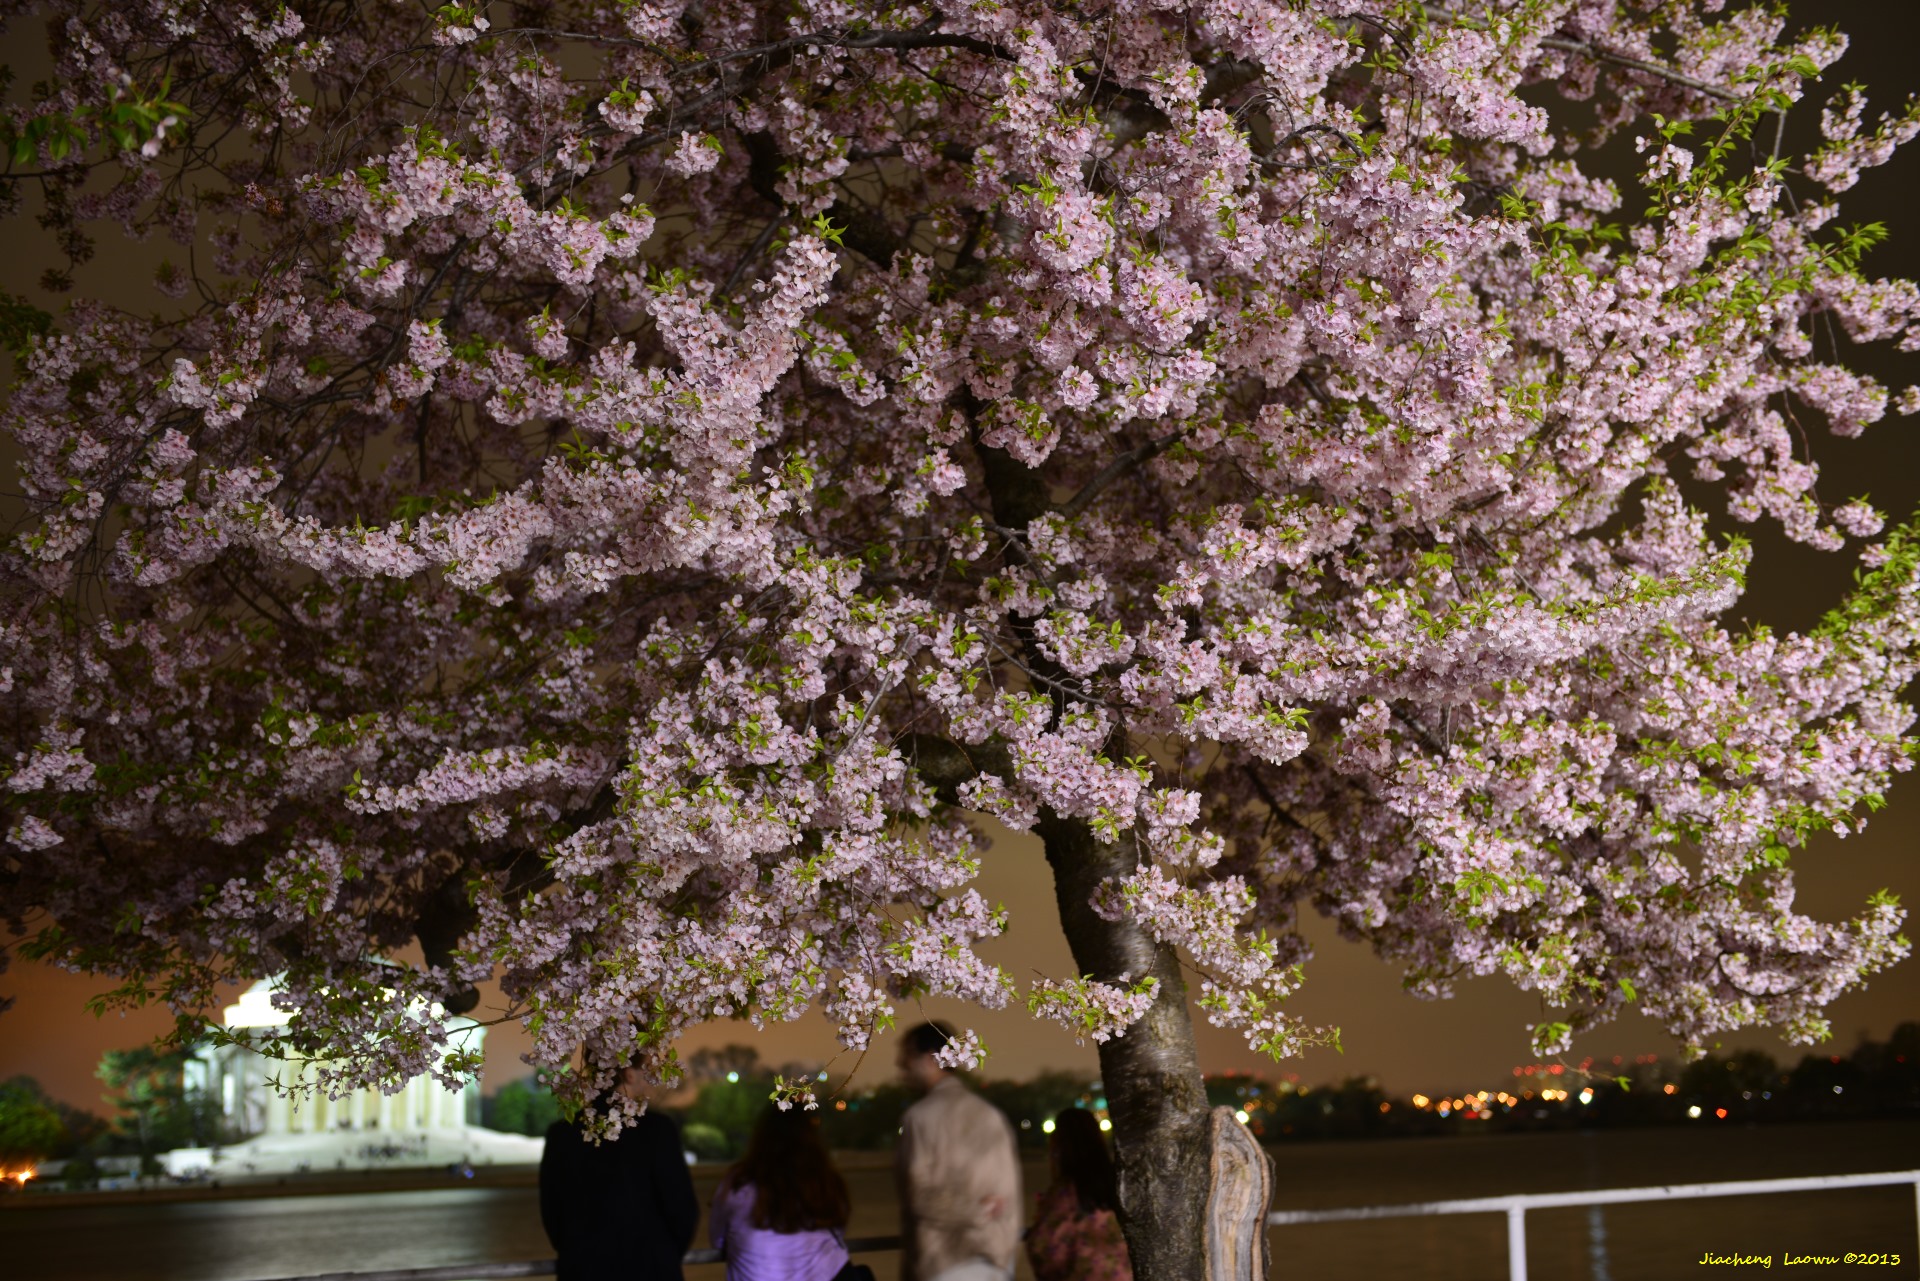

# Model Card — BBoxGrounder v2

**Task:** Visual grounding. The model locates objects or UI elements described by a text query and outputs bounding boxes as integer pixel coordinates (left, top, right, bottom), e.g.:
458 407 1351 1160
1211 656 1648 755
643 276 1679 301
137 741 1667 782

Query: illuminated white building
162 978 544 1177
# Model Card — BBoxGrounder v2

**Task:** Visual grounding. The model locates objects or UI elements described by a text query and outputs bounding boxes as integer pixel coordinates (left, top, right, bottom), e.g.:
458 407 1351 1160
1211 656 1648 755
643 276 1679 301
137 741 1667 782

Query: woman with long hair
709 1105 869 1281
1025 1108 1133 1281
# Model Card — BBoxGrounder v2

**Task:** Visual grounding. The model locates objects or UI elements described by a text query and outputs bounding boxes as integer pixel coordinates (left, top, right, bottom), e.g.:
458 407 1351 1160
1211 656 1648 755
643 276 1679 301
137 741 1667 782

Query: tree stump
1205 1105 1275 1281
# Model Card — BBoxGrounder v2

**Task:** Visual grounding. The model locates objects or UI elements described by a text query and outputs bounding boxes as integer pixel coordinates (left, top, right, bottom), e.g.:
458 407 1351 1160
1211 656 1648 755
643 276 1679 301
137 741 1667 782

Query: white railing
1266 1168 1920 1281
213 1169 1920 1281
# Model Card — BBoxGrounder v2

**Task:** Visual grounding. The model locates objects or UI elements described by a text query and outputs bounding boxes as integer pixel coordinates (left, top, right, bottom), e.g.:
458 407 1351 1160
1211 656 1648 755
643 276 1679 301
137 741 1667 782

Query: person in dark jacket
540 1067 699 1281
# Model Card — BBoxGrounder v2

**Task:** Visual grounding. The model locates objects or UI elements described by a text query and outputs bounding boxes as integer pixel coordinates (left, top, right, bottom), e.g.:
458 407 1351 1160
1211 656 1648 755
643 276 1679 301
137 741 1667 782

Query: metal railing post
1506 1205 1527 1281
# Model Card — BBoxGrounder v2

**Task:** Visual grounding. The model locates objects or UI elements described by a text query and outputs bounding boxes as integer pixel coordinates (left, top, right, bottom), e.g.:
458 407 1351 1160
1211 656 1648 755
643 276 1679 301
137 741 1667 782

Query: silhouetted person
895 1022 1022 1281
711 1104 872 1281
539 1068 698 1281
1026 1108 1132 1281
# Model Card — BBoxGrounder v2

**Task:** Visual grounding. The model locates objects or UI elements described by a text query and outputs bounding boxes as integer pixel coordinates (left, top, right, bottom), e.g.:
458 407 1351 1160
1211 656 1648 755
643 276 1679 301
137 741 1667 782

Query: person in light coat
894 1022 1023 1281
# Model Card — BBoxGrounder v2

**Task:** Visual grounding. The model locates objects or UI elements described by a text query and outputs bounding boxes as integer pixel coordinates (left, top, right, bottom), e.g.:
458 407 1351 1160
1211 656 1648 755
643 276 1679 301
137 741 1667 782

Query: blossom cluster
2 0 1916 1114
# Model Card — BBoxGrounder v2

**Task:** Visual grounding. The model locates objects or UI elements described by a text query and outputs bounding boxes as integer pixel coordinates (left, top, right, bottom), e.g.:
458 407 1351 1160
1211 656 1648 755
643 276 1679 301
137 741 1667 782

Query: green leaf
0 292 54 357
810 213 846 246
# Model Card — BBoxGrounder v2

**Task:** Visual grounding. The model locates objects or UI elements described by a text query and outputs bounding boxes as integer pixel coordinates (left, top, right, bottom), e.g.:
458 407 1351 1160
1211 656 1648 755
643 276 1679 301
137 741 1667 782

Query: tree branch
1532 34 1737 103
900 732 1013 805
1411 6 1738 103
489 15 1013 65
1057 429 1186 522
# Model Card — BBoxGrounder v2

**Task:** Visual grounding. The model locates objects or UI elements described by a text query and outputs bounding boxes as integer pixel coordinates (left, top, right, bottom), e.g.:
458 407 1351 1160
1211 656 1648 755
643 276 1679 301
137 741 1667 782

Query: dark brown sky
5 1 1920 1113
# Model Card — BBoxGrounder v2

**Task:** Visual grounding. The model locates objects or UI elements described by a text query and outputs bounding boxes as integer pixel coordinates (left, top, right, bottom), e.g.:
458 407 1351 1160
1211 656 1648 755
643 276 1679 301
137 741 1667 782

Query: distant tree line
665 1063 1099 1158
0 1047 251 1185
1565 1021 1920 1134
478 1048 1101 1159
540 1025 1920 1159
0 1077 104 1169
1213 1022 1920 1143
479 1073 565 1138
14 1023 1913 1183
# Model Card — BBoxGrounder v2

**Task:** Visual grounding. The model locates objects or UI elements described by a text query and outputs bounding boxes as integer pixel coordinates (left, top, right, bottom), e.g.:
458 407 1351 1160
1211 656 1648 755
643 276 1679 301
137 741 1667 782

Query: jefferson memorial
161 979 544 1177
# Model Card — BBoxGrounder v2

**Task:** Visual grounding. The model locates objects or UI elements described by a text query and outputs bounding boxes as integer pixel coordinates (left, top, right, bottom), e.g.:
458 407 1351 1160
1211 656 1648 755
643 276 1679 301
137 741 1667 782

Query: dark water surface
3 1120 1915 1281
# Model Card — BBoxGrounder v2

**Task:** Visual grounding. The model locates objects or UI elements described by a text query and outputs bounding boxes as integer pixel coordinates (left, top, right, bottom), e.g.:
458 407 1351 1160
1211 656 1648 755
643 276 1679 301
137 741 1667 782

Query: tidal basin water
3 1119 1915 1281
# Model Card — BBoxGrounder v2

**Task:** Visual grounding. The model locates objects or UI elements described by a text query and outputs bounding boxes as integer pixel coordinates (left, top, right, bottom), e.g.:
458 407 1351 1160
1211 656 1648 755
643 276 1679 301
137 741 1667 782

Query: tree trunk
914 419 1268 1274
1038 813 1215 1281
1206 1104 1275 1281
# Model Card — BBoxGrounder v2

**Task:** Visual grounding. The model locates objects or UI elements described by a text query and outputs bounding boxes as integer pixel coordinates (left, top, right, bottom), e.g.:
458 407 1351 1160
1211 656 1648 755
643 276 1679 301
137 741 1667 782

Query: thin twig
1056 429 1187 522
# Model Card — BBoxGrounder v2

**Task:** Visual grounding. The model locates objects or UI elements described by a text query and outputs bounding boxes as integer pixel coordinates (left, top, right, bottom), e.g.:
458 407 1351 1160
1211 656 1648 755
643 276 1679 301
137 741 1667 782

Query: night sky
4 0 1920 1114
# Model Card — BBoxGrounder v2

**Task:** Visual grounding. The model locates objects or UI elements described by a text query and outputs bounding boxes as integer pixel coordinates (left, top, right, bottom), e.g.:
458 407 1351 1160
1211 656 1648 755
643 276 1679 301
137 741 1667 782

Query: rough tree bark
896 438 1270 1279
1038 811 1217 1281
907 734 1239 1279
950 433 1261 1279
1205 1103 1276 1281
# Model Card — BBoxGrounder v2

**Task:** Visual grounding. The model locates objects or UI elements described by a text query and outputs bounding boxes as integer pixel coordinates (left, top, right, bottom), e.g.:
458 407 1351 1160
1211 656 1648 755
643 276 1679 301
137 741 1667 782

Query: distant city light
1234 1109 1250 1124
1715 1108 1728 1119
726 1071 739 1083
1099 1118 1113 1132
1833 1086 1844 1095
818 1071 828 1081
1663 1083 1677 1095
1411 1094 1430 1109
1020 1119 1031 1129
1042 1118 1056 1134
1688 1105 1703 1118
1578 1089 1593 1105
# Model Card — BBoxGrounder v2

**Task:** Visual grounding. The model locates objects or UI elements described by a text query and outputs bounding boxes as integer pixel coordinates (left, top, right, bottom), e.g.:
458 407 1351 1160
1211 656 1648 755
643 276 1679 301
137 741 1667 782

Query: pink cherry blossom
3 8 1918 1264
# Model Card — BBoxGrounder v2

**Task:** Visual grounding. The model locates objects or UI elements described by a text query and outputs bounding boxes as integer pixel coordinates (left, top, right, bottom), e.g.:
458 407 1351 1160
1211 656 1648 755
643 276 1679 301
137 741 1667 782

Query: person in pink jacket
1025 1108 1133 1281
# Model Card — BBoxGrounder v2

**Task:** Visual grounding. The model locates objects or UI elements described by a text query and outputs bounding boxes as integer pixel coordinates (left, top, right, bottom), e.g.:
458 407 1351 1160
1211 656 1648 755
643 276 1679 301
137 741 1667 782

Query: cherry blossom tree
4 0 1920 1272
